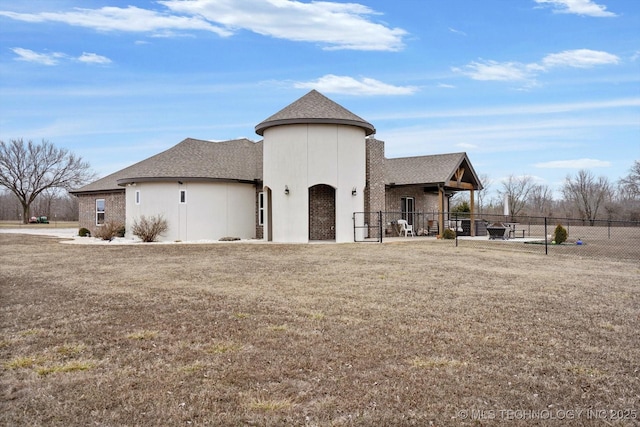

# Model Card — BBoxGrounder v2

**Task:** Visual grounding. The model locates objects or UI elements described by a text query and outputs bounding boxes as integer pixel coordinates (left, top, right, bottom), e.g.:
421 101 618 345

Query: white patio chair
397 219 414 237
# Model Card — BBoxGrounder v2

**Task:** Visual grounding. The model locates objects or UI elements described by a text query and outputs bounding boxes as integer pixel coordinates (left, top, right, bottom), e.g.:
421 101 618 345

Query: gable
385 152 482 189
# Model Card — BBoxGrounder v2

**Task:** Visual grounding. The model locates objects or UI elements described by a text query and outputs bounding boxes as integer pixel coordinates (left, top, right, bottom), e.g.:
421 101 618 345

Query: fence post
353 213 356 242
544 216 548 255
455 212 458 247
608 219 611 239
379 211 383 243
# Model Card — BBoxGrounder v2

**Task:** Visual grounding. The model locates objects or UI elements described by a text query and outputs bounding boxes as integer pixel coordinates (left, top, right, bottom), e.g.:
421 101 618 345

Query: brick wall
76 190 126 236
365 138 386 238
385 186 439 214
309 184 335 240
385 186 439 233
255 187 264 239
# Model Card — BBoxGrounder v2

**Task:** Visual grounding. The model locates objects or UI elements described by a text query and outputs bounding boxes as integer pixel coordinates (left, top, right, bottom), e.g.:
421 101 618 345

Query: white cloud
535 158 612 168
437 83 456 89
541 49 619 68
452 60 537 82
376 114 637 158
78 52 112 64
0 1 407 51
533 0 617 17
365 98 640 127
294 75 418 96
161 0 406 51
0 6 230 36
448 27 467 36
11 47 112 66
456 143 478 150
11 47 66 65
454 49 620 84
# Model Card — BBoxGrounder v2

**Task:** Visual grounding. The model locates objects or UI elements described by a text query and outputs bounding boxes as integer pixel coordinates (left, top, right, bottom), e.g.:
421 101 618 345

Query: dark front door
309 184 335 240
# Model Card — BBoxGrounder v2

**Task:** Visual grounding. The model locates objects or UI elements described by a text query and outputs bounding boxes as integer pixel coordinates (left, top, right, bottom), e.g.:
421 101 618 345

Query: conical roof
255 90 375 136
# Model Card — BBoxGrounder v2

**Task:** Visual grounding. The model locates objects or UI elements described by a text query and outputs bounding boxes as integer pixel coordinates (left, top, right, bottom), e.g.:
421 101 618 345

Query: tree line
0 189 79 222
464 162 640 223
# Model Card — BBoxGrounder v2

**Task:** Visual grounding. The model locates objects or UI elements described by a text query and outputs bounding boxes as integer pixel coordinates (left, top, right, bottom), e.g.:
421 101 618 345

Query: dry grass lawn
456 224 640 261
1 233 639 426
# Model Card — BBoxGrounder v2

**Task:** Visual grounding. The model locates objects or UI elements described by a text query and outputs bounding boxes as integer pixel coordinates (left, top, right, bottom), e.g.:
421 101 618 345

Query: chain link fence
353 211 640 261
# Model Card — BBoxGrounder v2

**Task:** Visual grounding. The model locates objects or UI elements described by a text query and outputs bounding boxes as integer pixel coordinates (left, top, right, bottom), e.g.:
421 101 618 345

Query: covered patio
384 152 483 237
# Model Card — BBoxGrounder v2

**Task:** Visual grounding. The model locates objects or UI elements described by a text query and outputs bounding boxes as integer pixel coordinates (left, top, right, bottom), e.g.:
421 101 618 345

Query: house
71 90 482 242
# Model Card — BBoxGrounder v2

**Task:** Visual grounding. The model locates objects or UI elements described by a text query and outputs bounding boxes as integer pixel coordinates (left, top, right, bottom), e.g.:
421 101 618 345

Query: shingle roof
385 152 482 189
71 138 263 194
255 90 375 136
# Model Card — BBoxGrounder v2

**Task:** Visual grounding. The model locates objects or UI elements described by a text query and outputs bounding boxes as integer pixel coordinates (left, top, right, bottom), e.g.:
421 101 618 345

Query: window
401 197 415 225
96 199 105 225
179 189 186 204
135 190 140 205
258 192 265 226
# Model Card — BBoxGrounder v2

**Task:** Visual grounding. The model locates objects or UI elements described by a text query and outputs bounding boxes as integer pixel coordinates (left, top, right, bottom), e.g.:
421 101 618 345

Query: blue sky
1 0 639 198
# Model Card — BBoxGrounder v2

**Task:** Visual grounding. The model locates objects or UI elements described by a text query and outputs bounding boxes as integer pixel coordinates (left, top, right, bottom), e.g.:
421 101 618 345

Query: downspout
438 184 445 237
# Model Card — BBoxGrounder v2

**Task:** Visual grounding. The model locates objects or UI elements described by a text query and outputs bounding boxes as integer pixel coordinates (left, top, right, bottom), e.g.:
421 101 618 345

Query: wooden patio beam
470 189 475 237
447 181 475 190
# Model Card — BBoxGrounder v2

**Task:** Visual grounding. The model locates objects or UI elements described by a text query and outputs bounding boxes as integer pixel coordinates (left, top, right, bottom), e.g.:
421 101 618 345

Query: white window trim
258 191 265 226
135 190 141 205
96 198 105 226
401 196 415 224
179 189 187 204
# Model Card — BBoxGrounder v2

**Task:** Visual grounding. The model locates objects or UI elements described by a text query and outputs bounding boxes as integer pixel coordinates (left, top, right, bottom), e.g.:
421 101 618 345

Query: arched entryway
309 184 335 241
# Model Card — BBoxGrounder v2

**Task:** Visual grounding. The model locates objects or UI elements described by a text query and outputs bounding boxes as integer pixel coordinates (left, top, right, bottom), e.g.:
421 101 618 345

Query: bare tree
562 169 612 225
528 184 554 216
0 139 95 223
476 173 492 215
499 175 536 220
614 160 640 221
0 190 20 220
618 160 640 201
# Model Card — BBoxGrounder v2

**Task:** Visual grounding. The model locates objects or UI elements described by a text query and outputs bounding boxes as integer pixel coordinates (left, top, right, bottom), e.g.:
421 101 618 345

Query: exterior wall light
284 185 289 195
352 187 357 196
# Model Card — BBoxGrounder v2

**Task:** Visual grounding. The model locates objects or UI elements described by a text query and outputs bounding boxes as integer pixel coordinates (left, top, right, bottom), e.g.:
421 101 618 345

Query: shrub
451 201 471 213
94 221 125 241
131 215 168 242
451 201 471 218
553 224 568 244
442 228 456 239
78 227 91 237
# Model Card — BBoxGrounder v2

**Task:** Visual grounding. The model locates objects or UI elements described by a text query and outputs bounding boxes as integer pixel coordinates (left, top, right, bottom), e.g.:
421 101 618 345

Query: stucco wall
76 191 126 236
262 123 366 243
125 181 256 242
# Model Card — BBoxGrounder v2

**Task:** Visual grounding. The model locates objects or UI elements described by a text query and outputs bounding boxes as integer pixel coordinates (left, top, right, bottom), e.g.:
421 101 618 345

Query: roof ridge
386 152 466 161
255 90 375 136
